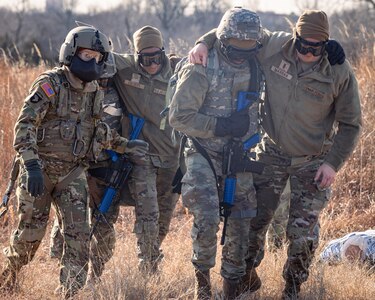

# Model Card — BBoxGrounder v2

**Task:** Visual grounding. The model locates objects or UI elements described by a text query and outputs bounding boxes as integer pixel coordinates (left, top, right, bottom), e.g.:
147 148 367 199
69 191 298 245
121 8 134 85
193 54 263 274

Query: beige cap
133 26 163 52
296 10 329 41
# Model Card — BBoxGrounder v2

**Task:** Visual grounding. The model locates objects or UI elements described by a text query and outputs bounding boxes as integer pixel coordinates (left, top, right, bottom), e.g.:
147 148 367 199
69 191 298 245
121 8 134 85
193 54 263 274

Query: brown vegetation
0 25 374 300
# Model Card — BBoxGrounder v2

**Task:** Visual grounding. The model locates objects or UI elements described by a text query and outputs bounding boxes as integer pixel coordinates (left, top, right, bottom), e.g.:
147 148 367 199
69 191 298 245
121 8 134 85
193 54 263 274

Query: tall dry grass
0 39 374 299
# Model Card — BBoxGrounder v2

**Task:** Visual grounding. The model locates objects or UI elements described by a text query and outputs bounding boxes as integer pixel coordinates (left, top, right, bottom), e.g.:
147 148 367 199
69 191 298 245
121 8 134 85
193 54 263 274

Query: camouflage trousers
50 170 126 279
50 160 179 274
247 140 330 285
182 152 257 280
266 178 290 250
129 155 179 269
3 165 90 295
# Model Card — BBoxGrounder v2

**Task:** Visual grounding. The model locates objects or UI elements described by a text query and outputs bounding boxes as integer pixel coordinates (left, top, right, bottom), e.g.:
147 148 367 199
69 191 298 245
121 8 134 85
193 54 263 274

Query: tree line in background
0 0 374 65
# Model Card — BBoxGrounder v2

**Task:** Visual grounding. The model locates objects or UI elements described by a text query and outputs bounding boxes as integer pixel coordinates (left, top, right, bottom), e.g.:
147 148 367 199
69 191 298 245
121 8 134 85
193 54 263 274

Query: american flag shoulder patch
40 82 56 98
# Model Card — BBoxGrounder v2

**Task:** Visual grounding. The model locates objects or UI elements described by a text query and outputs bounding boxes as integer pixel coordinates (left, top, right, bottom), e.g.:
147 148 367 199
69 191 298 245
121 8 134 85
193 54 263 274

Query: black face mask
69 56 105 82
221 41 262 62
295 35 327 56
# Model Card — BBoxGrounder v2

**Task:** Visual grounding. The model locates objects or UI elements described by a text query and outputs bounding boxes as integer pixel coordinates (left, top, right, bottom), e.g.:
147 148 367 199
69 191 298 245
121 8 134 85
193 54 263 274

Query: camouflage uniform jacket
14 67 128 177
113 54 178 168
90 80 124 167
169 42 261 172
259 37 362 171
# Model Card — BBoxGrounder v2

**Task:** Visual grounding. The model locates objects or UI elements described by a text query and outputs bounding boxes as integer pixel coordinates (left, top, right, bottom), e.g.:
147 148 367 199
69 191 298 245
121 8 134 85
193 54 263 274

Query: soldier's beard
69 56 104 82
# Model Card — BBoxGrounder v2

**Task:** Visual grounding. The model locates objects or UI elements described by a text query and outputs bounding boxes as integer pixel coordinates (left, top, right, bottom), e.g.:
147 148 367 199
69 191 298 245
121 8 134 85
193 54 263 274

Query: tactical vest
197 48 263 154
36 68 103 166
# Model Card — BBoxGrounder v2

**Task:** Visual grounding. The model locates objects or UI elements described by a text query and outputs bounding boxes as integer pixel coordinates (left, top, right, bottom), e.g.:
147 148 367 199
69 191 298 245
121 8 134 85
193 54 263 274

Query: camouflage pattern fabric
113 53 180 271
50 162 178 275
266 178 290 250
2 68 128 296
169 39 263 281
182 153 256 279
49 82 125 279
50 216 63 259
246 137 331 285
128 154 178 270
4 169 90 296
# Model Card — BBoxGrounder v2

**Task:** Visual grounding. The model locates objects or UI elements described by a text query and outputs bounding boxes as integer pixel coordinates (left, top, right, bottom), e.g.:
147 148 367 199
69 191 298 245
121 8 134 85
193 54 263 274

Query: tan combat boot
0 267 17 293
194 269 211 300
239 267 261 293
223 278 239 300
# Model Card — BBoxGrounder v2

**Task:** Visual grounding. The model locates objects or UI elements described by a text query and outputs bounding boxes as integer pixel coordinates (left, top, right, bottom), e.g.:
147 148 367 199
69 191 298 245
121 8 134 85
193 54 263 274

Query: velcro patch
303 85 325 98
40 82 55 98
29 93 42 103
153 88 166 96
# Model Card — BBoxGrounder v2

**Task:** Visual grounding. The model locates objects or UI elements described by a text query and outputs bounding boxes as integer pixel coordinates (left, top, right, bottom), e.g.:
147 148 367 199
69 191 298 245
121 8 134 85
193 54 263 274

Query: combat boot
194 269 211 300
239 267 261 293
223 278 239 300
281 281 301 300
0 267 17 293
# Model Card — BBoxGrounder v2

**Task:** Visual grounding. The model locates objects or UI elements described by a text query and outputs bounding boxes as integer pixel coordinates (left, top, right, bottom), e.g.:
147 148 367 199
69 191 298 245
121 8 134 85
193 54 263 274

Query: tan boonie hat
133 26 163 52
295 10 329 41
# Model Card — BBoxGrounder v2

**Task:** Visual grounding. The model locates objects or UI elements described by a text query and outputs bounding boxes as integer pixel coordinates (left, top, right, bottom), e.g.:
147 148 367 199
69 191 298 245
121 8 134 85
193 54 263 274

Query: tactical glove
326 40 346 65
24 159 44 197
124 139 149 156
215 110 249 138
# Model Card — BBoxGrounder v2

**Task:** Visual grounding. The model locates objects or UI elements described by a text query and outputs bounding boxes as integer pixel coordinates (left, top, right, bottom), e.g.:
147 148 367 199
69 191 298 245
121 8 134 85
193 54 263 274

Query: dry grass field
0 45 374 299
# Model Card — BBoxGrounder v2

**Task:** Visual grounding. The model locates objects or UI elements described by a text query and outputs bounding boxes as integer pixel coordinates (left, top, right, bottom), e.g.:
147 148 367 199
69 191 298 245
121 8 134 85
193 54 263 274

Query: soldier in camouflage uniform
49 53 135 282
189 9 359 299
246 11 361 299
169 8 265 299
112 26 180 273
0 26 148 297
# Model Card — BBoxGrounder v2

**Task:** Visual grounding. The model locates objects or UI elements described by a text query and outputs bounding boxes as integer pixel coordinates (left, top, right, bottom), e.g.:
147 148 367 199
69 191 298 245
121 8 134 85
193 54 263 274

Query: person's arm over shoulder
324 61 362 171
168 63 216 138
113 52 132 71
13 75 56 164
195 28 217 49
194 28 291 62
257 29 291 62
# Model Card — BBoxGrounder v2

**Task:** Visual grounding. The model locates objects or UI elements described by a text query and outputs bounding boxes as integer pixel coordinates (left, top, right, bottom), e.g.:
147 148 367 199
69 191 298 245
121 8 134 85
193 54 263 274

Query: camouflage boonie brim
217 7 261 41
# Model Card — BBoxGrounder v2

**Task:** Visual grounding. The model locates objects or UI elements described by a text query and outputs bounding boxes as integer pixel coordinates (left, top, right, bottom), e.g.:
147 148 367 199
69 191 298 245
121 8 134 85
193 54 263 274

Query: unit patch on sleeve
28 92 42 103
40 82 56 98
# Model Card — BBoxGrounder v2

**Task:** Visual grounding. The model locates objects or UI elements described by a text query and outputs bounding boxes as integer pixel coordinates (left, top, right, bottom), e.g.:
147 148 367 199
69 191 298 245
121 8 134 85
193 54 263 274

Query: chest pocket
296 78 334 123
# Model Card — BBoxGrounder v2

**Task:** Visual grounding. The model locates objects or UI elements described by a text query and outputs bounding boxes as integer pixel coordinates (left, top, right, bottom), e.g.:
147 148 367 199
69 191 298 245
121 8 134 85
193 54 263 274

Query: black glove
24 159 44 197
215 110 249 138
326 40 346 65
124 139 149 156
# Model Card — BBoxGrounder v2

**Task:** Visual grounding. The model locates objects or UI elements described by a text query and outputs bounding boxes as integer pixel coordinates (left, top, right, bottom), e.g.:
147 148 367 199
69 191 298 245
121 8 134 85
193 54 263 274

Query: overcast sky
0 0 300 14
0 0 356 14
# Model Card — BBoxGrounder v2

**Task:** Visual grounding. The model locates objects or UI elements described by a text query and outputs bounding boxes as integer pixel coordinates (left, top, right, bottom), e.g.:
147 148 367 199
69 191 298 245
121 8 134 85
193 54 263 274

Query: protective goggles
221 42 263 61
138 49 165 67
295 35 327 56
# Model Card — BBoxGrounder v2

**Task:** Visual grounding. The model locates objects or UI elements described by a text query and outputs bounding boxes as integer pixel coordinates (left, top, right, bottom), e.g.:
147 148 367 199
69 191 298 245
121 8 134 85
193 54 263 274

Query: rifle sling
190 136 220 197
43 164 85 198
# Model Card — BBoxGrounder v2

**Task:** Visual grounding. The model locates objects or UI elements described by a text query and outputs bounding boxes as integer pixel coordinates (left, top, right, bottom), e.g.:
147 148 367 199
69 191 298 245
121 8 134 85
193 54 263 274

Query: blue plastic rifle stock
100 114 145 214
91 114 145 238
237 91 260 150
221 91 260 244
129 114 145 140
